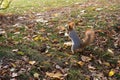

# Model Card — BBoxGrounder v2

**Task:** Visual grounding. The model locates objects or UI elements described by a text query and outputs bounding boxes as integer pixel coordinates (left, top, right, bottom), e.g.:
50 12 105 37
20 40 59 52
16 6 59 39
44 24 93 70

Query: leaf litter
0 1 120 80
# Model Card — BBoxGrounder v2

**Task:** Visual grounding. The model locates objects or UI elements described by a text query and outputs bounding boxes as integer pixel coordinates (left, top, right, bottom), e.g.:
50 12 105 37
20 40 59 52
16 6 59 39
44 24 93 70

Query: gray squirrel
67 22 95 53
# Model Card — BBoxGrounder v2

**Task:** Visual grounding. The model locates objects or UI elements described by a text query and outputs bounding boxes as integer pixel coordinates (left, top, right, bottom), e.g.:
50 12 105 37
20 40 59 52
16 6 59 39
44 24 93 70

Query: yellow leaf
17 51 24 55
103 62 110 66
11 63 16 67
33 72 39 78
34 36 39 41
77 61 84 67
29 61 36 65
109 70 115 76
34 35 48 41
46 72 63 78
54 13 59 17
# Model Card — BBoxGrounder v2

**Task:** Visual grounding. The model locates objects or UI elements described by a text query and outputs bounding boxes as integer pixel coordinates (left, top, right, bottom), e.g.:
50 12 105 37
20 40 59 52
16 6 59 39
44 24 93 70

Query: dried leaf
77 61 85 67
88 64 96 70
0 30 5 34
57 26 66 31
54 13 59 17
108 70 115 76
46 72 63 78
107 49 114 54
81 55 91 62
33 72 39 78
39 28 46 32
33 36 39 41
10 68 15 72
103 62 110 66
34 36 48 41
12 49 18 52
17 51 24 55
29 61 36 65
11 63 16 67
14 32 20 35
11 72 18 77
96 8 103 11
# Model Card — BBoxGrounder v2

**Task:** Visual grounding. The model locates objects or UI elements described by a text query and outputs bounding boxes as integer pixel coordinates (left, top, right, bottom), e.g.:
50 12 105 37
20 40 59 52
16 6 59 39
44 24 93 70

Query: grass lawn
0 0 86 14
0 0 120 80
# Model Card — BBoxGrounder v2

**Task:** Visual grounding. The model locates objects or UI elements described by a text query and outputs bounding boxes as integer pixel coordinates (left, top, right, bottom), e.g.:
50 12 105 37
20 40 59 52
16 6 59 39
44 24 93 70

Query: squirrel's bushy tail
82 29 95 48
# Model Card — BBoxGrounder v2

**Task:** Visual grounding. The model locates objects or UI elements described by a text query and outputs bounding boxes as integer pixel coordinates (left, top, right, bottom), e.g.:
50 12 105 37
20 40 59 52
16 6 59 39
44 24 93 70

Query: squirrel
67 22 95 53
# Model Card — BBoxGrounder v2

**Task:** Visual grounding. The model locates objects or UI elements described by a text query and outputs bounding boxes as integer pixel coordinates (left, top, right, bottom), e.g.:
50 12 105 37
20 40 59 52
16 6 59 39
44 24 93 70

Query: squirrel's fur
67 22 95 53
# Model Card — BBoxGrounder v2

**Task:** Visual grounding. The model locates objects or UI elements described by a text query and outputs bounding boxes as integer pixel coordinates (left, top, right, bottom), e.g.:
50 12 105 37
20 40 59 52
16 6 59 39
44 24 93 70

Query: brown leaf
57 26 66 31
88 64 96 70
77 61 85 67
46 71 63 78
29 61 36 65
33 72 39 78
81 55 91 62
103 62 110 67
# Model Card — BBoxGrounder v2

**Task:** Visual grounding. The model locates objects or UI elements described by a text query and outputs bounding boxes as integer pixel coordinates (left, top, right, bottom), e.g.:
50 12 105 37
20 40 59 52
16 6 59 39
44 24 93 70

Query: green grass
0 0 120 80
0 0 86 14
0 0 119 14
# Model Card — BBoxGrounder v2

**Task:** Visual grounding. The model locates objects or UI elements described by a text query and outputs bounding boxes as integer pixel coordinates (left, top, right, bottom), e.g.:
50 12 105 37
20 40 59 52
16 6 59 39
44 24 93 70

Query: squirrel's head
67 22 75 31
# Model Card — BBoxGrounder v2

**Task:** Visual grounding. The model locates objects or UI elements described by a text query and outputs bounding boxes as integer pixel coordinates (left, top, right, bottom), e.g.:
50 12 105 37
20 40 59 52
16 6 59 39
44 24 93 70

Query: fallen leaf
12 49 18 52
11 72 18 77
11 63 16 67
14 32 20 35
88 64 96 70
10 68 15 72
108 49 114 54
96 8 103 11
33 72 39 78
77 61 85 67
33 36 39 41
103 62 110 67
39 28 46 32
17 51 24 55
81 55 91 62
107 49 114 54
36 18 48 23
54 13 59 17
29 61 36 65
33 35 48 41
80 10 85 14
0 30 5 34
55 65 61 69
108 70 115 76
46 71 63 78
57 26 66 31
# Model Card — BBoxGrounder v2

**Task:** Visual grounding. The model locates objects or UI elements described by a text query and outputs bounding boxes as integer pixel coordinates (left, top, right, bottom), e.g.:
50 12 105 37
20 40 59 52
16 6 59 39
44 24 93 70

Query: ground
0 0 120 80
